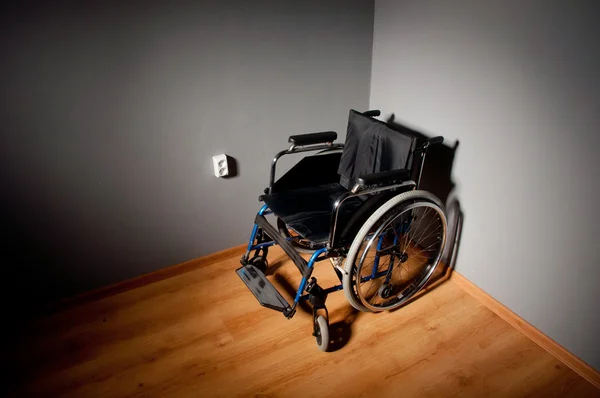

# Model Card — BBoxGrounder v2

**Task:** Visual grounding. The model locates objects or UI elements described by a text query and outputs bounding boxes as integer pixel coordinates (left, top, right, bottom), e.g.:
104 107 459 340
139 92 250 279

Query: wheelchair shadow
385 114 465 307
387 114 458 206
327 306 361 352
263 255 288 277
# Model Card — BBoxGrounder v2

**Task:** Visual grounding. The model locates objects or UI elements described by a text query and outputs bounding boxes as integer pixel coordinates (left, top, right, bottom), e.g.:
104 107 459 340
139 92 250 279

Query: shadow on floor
327 305 361 352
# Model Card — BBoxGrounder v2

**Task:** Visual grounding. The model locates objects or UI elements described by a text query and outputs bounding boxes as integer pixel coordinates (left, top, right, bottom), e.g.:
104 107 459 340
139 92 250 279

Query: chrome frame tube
414 141 431 189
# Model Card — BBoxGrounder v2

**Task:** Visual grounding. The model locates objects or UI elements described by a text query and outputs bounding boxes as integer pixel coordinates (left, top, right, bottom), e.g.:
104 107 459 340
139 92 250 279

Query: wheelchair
236 109 447 351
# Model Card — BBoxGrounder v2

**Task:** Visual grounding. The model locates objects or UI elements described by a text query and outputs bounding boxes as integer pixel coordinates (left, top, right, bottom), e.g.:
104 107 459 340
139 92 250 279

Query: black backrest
337 110 417 189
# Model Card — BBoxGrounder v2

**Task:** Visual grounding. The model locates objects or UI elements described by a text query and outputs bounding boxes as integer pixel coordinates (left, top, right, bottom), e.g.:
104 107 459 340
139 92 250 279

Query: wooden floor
7 246 599 398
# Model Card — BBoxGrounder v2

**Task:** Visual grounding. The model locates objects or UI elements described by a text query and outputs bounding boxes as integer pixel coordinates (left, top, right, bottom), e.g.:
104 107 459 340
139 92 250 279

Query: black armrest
357 168 411 187
288 131 337 146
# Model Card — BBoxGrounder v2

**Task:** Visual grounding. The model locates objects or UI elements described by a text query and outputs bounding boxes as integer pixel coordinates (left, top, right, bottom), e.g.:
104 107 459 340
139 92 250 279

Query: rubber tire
342 190 446 312
315 315 330 352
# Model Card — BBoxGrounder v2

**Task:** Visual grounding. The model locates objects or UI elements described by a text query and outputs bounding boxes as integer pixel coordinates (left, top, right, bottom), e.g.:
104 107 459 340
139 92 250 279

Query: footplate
236 264 293 315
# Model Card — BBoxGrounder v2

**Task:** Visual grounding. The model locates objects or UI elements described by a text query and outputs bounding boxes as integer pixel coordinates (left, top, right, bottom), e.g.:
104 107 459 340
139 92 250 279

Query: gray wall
370 0 600 370
0 1 374 306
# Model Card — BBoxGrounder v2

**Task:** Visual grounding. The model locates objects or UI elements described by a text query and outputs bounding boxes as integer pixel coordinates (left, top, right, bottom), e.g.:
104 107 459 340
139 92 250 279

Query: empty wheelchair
236 109 447 351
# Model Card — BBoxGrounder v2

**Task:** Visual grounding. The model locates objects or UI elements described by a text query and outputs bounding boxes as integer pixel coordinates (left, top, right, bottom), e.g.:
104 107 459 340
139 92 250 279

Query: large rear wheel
342 190 447 312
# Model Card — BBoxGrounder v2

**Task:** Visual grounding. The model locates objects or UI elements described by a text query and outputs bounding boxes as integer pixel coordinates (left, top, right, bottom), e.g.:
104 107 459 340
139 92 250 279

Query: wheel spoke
350 199 446 312
410 241 440 259
409 210 438 249
402 208 428 254
412 221 440 249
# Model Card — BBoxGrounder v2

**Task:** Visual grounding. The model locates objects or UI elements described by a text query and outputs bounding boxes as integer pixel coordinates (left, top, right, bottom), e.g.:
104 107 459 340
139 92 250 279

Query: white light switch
213 154 229 177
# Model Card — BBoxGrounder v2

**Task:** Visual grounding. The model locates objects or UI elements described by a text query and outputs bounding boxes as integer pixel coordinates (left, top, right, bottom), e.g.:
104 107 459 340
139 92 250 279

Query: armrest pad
357 169 411 187
288 131 337 146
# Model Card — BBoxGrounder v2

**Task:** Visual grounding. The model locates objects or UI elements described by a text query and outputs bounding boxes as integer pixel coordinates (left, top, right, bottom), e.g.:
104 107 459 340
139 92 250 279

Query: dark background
0 0 374 314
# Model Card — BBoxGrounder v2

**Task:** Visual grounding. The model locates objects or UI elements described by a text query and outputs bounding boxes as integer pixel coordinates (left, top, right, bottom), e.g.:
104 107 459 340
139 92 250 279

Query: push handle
428 136 444 145
363 110 381 117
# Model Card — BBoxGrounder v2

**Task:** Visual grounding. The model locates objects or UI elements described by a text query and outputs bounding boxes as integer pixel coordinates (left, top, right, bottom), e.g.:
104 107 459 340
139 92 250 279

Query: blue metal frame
244 205 392 307
299 269 389 301
294 247 328 303
371 234 385 278
245 205 269 255
383 233 400 284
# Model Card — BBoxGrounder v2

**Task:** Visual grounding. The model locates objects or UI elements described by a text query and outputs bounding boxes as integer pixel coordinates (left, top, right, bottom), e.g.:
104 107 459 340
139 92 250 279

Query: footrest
236 264 292 313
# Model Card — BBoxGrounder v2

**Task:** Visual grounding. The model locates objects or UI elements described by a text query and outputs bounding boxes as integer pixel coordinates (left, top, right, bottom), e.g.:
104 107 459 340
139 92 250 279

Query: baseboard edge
450 270 600 390
39 244 247 315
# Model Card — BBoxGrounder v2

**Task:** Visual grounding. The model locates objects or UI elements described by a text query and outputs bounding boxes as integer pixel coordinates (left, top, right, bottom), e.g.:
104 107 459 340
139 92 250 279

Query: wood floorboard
6 246 599 398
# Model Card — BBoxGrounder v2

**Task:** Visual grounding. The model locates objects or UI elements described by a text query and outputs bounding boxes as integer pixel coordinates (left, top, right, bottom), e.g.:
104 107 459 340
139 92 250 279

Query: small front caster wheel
314 315 329 352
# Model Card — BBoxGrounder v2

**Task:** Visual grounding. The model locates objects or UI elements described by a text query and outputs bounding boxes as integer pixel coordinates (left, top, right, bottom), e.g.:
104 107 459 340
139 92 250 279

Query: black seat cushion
261 183 362 245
